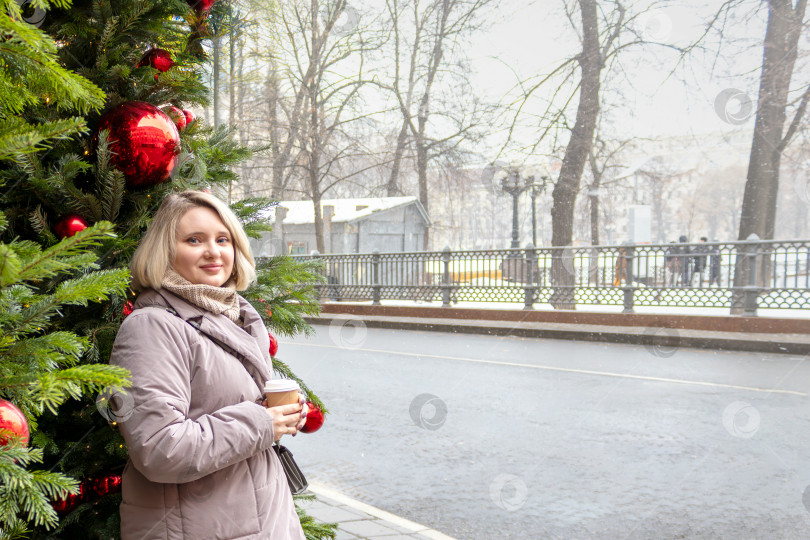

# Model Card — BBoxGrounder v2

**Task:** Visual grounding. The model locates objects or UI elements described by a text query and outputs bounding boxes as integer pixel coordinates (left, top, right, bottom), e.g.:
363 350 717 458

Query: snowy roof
267 196 430 225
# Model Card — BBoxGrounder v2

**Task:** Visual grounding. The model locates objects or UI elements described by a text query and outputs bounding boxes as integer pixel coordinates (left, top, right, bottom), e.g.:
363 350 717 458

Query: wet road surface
282 324 810 539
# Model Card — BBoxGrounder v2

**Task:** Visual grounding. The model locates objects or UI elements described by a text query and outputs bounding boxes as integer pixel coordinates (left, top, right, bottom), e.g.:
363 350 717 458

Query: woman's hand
263 401 303 441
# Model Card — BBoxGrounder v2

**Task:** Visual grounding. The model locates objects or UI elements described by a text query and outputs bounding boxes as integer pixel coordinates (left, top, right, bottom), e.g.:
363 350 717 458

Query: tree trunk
732 0 806 312
416 137 430 250
387 120 409 196
550 0 601 309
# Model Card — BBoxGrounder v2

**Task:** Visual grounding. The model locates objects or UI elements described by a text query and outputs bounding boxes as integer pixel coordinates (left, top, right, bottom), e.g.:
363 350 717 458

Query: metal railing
288 237 810 316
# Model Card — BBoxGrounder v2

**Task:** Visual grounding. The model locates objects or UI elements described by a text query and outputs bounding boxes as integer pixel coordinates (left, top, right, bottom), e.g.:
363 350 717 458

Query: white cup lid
264 379 300 392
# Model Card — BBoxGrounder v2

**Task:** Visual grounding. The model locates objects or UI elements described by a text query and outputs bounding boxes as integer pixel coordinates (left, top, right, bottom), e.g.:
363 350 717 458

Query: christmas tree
0 0 331 538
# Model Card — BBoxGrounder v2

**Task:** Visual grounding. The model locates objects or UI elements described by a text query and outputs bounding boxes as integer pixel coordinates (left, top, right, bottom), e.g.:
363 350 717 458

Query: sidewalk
305 308 810 355
302 483 456 540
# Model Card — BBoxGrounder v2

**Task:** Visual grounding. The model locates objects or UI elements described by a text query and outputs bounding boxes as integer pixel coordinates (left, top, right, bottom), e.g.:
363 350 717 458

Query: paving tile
306 504 372 524
334 529 360 540
334 504 374 519
339 519 402 537
364 535 425 540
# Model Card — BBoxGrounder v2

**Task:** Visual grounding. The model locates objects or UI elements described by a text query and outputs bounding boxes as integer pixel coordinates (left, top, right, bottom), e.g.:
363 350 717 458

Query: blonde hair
130 190 256 291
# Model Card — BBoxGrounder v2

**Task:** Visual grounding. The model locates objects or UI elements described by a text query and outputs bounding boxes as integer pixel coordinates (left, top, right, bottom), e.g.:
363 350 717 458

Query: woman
110 191 306 540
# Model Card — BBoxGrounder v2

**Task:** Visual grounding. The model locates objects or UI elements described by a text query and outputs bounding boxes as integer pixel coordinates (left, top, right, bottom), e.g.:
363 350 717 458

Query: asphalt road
281 323 810 539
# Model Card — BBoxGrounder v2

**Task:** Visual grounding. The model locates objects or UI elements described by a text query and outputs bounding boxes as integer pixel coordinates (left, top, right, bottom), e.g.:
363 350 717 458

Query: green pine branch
247 256 325 338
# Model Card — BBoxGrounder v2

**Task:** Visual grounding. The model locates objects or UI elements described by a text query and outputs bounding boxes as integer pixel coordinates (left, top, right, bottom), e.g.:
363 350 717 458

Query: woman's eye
217 237 230 244
187 237 200 244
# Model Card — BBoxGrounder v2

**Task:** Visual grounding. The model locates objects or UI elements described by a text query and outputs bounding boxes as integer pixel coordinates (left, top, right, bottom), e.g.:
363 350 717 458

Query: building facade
250 196 431 256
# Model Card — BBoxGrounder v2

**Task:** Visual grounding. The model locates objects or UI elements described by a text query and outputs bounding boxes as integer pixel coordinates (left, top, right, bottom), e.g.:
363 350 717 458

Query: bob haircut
130 190 256 291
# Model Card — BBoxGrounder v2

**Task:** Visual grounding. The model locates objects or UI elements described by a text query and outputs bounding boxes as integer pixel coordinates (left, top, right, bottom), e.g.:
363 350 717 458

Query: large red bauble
163 106 187 131
0 398 29 446
54 214 89 238
300 402 324 434
96 102 180 188
187 0 216 11
268 332 278 357
136 48 174 73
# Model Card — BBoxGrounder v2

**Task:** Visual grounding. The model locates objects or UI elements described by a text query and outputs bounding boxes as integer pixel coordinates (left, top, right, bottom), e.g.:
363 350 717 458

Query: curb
306 314 810 355
308 483 457 540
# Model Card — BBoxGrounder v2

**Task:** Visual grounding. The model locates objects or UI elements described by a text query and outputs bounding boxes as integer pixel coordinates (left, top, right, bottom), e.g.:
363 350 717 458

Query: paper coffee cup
264 379 300 407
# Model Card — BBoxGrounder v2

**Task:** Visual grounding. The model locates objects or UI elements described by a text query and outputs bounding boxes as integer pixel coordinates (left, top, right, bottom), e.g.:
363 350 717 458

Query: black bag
273 443 309 495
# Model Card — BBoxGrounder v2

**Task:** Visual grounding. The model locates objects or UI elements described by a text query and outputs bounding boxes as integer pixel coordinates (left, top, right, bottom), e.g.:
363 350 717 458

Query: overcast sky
462 0 779 156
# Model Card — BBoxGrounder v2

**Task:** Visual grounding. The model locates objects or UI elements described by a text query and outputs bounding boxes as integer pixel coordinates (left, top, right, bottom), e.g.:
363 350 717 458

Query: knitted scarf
160 268 241 323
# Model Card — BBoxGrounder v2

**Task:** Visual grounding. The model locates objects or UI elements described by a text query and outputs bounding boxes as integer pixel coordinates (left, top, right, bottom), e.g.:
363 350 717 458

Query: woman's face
173 206 235 287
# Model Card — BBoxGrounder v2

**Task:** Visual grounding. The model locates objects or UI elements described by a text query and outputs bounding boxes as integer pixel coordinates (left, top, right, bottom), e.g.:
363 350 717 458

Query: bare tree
280 0 385 252
383 0 494 249
549 0 624 307
737 0 808 243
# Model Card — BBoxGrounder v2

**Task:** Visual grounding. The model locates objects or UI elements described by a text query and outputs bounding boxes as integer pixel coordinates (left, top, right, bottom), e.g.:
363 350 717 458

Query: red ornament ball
52 484 85 514
268 332 278 357
0 398 29 446
136 48 174 74
95 101 180 188
187 0 216 11
300 402 324 434
163 106 187 131
91 474 122 497
122 301 134 317
182 109 195 126
54 214 89 238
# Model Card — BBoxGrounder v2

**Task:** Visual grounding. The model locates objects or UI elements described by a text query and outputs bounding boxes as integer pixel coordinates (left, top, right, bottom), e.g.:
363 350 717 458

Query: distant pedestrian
677 235 691 287
692 237 709 286
709 240 721 286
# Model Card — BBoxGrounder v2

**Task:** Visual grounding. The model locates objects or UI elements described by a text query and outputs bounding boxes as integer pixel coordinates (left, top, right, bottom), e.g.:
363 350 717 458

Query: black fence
288 238 810 316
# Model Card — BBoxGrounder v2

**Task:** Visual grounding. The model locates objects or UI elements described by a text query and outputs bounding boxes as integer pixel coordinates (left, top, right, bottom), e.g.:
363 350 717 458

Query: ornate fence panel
285 239 810 315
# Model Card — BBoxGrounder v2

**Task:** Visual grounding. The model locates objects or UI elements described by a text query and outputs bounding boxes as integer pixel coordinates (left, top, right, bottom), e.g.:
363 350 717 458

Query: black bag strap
146 305 241 359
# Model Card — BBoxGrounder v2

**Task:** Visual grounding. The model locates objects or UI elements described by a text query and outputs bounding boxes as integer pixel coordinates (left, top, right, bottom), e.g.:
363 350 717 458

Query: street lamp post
499 168 534 249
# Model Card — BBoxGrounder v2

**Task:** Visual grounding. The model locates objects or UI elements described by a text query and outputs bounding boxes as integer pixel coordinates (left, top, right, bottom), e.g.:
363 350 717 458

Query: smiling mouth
200 265 222 271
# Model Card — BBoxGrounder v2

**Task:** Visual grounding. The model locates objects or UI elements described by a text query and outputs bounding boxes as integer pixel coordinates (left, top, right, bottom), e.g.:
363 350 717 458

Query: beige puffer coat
110 288 305 540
